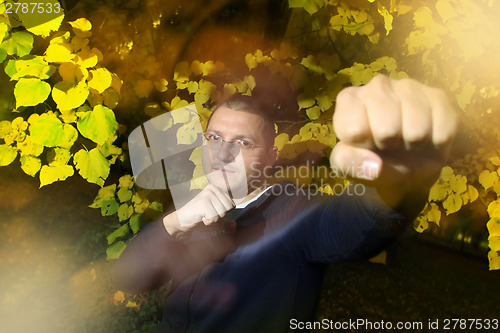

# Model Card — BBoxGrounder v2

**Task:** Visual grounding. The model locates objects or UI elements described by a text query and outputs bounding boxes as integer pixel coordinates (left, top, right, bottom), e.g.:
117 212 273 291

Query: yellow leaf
428 182 448 201
112 291 125 305
69 18 92 37
245 53 258 70
169 96 189 110
59 62 88 83
449 174 467 194
39 164 74 187
75 47 99 68
154 78 168 92
190 147 209 190
377 6 393 35
52 81 89 111
489 236 500 252
487 200 500 219
414 216 429 233
442 193 461 215
439 166 455 181
274 133 289 151
488 251 500 270
427 202 441 225
487 218 500 235
177 118 199 145
467 185 478 203
125 301 138 308
479 170 498 191
88 68 112 94
44 43 74 63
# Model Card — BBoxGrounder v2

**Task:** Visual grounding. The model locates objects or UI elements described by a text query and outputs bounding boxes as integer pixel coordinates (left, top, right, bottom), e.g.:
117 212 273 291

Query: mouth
215 167 236 174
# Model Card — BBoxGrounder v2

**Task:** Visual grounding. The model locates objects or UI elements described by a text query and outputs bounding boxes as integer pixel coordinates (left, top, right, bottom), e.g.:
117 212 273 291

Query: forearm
113 217 183 294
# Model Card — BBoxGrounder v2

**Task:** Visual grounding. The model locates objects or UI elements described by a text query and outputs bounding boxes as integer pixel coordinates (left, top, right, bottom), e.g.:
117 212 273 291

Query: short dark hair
208 94 277 146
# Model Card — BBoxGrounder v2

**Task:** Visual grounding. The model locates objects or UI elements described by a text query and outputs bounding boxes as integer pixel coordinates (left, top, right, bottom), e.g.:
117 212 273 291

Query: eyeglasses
204 133 263 150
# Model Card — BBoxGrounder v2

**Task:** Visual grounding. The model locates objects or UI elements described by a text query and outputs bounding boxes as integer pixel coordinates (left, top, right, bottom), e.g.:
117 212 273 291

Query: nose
215 141 238 163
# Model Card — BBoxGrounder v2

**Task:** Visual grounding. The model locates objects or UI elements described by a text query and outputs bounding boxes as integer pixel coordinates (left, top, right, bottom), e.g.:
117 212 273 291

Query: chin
207 173 248 198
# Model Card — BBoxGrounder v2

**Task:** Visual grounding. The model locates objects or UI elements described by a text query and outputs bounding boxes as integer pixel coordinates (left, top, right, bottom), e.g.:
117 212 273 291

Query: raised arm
330 75 460 220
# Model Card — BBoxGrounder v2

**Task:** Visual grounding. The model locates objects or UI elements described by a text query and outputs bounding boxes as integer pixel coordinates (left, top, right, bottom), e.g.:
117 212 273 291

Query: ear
267 146 278 164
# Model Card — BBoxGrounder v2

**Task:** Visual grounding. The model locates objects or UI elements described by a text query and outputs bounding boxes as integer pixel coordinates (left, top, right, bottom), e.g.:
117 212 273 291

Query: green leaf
100 198 119 216
106 241 126 260
52 81 89 111
39 164 74 187
117 187 133 203
0 22 8 43
14 78 51 108
300 55 323 74
288 0 322 15
107 224 130 245
0 48 7 64
148 201 163 213
73 148 110 186
89 184 117 208
20 155 41 177
5 57 56 81
118 203 133 221
0 31 34 57
0 144 17 166
29 113 65 147
306 106 321 120
297 93 316 109
77 105 118 145
47 148 71 166
60 124 78 149
129 213 144 234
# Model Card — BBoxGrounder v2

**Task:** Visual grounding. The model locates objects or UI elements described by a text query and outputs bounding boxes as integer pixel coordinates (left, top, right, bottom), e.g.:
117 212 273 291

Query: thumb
329 142 382 181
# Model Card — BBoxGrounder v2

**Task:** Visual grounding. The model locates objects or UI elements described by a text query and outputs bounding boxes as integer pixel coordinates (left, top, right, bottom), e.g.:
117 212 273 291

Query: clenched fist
330 75 460 210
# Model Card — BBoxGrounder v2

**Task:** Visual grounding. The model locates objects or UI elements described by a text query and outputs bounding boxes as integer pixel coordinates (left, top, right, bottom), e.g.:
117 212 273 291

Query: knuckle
375 125 400 142
338 123 370 143
404 128 428 144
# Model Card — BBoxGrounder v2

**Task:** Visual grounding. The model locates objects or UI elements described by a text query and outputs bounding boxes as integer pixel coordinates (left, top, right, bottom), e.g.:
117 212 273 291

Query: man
114 75 459 332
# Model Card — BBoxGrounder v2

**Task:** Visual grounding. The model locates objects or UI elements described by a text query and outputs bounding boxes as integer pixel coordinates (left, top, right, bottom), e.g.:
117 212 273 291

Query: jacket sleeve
113 219 235 294
112 219 183 294
269 185 410 263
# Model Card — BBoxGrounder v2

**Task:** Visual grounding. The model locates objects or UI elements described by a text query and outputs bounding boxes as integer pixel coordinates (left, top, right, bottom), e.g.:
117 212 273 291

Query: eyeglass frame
203 132 265 150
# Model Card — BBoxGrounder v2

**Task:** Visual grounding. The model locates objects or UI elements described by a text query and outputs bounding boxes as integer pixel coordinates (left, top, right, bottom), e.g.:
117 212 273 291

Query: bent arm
113 217 183 294
113 212 236 294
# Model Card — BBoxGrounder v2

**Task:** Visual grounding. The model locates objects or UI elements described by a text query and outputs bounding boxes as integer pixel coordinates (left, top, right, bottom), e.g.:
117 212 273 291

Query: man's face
202 106 276 199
